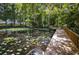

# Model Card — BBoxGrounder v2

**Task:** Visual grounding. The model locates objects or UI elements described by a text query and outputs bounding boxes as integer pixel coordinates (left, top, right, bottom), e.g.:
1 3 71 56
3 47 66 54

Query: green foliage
25 18 32 26
0 3 79 33
4 37 15 43
0 3 79 55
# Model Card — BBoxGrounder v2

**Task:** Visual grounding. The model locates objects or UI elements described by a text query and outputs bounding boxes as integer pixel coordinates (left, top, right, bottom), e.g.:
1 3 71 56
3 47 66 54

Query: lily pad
24 48 27 50
16 52 20 55
17 49 22 51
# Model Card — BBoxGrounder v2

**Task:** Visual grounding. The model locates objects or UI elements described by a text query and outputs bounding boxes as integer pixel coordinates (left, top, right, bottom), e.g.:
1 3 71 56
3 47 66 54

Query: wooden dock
45 28 79 55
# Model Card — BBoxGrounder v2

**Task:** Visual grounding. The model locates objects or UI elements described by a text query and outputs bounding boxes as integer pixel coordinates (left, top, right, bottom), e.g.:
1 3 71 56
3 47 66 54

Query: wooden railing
64 27 79 49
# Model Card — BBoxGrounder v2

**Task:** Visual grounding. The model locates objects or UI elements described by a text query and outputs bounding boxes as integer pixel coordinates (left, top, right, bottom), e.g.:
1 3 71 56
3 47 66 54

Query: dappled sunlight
45 29 78 55
0 3 79 55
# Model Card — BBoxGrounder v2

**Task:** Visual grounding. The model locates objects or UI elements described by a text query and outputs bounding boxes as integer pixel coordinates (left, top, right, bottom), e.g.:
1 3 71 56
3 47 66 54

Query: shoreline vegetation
0 3 79 55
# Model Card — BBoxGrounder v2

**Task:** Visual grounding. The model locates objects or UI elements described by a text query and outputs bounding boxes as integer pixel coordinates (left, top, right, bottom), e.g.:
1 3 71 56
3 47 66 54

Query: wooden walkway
45 28 79 55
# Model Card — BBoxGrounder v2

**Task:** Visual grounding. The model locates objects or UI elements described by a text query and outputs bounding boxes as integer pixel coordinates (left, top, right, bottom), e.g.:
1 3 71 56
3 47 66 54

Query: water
0 28 55 55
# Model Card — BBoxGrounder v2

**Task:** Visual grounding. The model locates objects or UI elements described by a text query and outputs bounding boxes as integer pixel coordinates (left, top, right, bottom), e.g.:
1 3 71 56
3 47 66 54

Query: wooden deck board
45 28 78 55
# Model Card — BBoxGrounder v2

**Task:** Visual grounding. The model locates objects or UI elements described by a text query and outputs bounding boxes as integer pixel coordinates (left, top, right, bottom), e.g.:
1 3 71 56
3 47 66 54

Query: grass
0 28 32 31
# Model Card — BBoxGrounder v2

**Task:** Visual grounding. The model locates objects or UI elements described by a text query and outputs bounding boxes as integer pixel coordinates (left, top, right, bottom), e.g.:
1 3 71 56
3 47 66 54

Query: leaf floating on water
6 49 10 52
16 52 20 55
0 46 2 49
17 49 22 52
24 48 27 50
0 51 2 54
18 41 21 43
26 45 30 47
9 50 13 52
3 53 7 55
2 48 6 51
